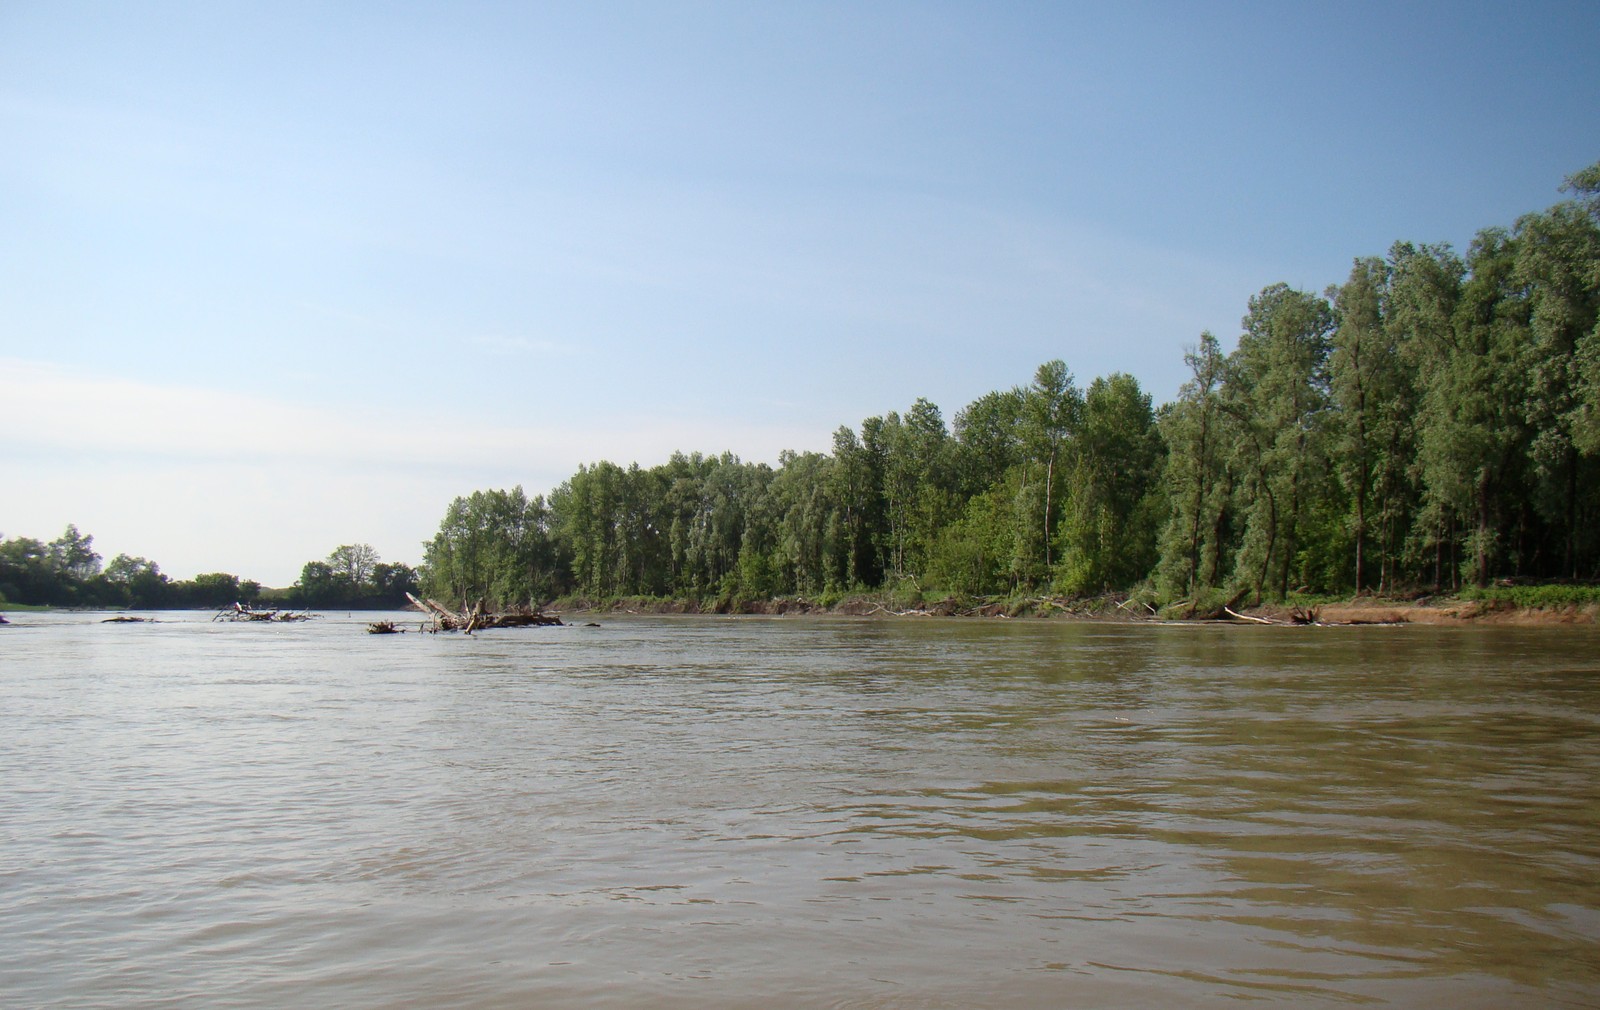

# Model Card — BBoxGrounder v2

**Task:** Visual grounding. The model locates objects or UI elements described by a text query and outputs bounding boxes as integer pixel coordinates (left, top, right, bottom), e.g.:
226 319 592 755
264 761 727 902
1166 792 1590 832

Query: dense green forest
420 163 1600 610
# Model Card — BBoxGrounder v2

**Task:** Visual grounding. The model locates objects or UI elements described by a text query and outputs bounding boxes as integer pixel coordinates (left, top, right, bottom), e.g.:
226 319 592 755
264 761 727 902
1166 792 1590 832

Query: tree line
421 162 1600 609
0 528 417 610
9 164 1596 613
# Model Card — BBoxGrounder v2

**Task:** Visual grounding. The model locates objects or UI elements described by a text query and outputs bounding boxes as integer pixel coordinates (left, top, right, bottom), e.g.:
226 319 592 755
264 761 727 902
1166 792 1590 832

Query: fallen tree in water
213 603 319 623
406 593 562 633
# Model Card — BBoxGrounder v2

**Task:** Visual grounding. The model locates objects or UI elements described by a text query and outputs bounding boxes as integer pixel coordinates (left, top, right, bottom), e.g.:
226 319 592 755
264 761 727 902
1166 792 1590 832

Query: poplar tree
1412 230 1527 587
1330 256 1418 592
423 486 561 606
1020 360 1082 575
1513 201 1600 576
828 425 884 588
951 388 1024 496
1057 373 1163 595
1227 284 1335 602
1156 333 1231 599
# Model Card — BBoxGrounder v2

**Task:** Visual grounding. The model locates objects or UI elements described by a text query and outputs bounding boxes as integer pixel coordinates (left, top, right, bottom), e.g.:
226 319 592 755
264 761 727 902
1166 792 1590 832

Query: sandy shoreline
1283 600 1599 627
553 596 1599 627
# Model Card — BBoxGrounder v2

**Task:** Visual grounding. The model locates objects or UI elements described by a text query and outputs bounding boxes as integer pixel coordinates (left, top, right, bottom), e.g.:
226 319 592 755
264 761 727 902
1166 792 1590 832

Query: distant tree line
292 544 420 608
0 528 417 610
0 525 265 609
421 162 1600 609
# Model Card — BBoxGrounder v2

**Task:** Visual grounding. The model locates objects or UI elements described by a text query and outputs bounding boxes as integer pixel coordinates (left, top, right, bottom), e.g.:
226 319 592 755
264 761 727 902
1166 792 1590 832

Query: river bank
550 592 1600 626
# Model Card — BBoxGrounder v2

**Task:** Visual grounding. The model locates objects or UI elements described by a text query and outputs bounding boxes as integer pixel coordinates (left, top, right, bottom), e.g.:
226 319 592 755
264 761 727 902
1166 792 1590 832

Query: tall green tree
878 398 954 582
1227 284 1336 601
426 486 564 606
48 524 102 582
371 562 420 604
1020 360 1082 576
1056 373 1164 595
1330 255 1422 592
951 388 1024 497
1513 200 1600 576
829 426 885 588
327 543 380 593
0 536 58 604
1156 333 1232 599
1382 241 1466 586
769 450 839 594
104 554 172 608
1410 230 1527 587
295 561 341 606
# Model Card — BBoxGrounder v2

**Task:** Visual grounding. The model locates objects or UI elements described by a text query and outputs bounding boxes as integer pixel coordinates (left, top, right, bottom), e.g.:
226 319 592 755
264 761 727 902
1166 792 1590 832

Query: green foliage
1020 360 1083 572
104 554 173 608
0 535 60 605
49 524 102 582
925 484 1020 596
1224 282 1336 603
295 545 417 608
425 486 563 607
1054 373 1165 595
1155 333 1232 599
1458 583 1600 608
1330 254 1414 593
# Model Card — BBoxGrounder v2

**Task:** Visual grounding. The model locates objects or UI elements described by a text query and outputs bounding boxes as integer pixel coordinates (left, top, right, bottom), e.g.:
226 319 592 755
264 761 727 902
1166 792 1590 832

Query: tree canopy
417 161 1600 608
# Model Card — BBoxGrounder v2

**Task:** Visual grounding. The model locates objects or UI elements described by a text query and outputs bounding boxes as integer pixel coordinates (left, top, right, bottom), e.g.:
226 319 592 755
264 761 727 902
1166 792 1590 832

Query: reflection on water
1 612 1597 1007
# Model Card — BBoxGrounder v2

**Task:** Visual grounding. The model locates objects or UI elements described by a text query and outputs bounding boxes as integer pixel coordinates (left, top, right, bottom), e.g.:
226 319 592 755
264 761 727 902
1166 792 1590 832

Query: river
1 610 1597 1008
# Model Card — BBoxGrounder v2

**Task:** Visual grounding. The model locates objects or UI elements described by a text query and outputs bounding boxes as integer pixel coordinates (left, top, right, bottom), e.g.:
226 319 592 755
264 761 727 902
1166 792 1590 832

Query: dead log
1224 606 1281 625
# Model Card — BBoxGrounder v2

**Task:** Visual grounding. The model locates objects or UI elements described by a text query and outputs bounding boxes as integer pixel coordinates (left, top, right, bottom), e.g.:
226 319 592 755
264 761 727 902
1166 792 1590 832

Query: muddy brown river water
2 611 1597 1007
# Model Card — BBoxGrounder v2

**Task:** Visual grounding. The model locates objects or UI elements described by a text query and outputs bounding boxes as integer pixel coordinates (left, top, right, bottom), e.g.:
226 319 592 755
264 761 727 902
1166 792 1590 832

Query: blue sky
3 1 1597 586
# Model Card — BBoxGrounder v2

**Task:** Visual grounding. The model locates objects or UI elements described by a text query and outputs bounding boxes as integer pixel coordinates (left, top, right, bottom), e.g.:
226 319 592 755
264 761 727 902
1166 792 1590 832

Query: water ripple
1 612 1597 1007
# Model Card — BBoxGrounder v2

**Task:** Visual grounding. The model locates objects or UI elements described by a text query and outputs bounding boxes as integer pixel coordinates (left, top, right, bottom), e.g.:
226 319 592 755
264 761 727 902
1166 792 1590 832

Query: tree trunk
1475 474 1491 588
1043 449 1056 569
1186 412 1211 594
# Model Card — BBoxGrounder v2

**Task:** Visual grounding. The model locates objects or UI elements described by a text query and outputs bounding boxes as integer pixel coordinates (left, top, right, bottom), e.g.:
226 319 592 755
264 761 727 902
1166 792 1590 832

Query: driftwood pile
406 594 562 634
213 603 319 623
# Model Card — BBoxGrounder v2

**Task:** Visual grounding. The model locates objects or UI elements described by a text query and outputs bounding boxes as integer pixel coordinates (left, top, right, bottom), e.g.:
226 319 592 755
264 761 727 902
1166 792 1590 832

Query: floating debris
213 602 320 623
406 593 562 634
